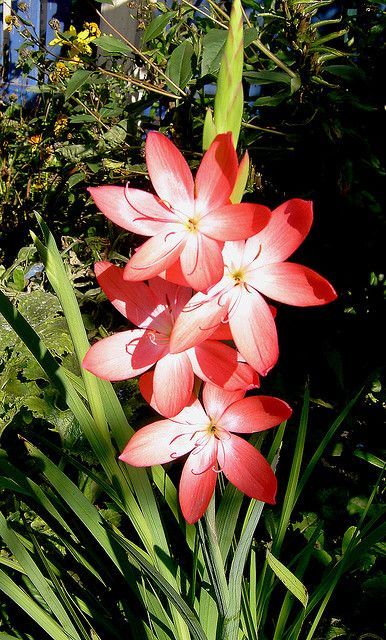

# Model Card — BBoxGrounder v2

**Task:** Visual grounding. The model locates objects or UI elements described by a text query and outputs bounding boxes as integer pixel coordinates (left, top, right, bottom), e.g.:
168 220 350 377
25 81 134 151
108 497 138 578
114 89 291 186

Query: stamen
147 330 169 346
132 214 173 224
185 235 200 276
198 317 225 332
217 286 233 309
125 336 140 354
191 459 216 475
217 438 227 473
124 186 176 222
252 243 262 262
227 288 243 320
244 245 264 272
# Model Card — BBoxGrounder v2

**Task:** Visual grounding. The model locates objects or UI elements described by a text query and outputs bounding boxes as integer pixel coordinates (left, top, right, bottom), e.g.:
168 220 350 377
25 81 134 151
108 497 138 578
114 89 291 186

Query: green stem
253 38 298 79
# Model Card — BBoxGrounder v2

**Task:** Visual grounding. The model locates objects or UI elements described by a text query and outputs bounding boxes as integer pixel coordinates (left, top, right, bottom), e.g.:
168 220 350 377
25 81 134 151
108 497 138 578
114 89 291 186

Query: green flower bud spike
203 0 244 150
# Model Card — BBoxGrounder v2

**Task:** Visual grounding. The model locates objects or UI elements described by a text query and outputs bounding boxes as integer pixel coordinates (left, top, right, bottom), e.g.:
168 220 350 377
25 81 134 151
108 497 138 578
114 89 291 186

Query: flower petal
145 131 194 214
222 240 246 270
194 132 238 212
152 352 194 418
247 262 337 307
200 203 270 241
179 441 218 523
220 396 292 433
147 277 192 318
88 186 162 236
229 288 279 375
82 329 167 380
180 234 224 292
124 229 186 282
246 198 314 267
209 323 233 341
139 370 161 413
159 259 192 287
140 370 207 423
94 262 166 330
218 434 277 503
189 341 259 391
169 288 230 353
202 383 246 423
119 419 197 466
125 187 177 225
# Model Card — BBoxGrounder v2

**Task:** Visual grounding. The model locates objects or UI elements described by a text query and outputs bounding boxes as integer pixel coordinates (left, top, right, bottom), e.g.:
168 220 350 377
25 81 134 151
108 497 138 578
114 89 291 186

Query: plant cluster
0 1 384 639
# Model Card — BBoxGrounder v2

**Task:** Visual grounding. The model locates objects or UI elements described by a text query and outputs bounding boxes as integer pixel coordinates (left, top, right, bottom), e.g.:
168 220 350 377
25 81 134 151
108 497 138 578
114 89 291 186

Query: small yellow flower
31 178 45 191
48 23 98 59
54 114 68 136
70 40 93 56
49 61 70 82
68 55 81 65
48 32 63 47
5 14 19 32
49 25 77 47
84 22 101 38
28 134 42 147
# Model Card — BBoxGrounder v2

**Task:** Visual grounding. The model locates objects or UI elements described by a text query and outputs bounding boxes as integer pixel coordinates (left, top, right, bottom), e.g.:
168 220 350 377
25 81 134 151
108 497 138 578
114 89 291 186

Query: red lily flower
82 262 259 418
120 383 292 523
169 199 337 375
88 132 270 292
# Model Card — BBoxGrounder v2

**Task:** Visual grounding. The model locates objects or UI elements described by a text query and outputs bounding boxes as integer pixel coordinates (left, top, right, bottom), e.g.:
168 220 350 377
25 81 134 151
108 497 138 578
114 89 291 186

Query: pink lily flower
82 262 259 418
119 383 292 523
88 132 270 292
169 199 337 375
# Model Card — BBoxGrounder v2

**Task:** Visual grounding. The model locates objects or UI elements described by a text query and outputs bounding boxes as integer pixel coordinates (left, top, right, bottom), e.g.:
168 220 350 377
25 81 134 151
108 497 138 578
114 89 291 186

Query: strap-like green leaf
266 551 308 608
110 530 208 640
0 568 71 640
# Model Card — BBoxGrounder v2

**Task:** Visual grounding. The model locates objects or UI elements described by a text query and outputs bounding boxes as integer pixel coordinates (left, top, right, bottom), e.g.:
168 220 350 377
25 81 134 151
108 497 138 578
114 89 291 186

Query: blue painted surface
45 0 71 58
1 0 71 101
0 2 3 61
8 0 41 99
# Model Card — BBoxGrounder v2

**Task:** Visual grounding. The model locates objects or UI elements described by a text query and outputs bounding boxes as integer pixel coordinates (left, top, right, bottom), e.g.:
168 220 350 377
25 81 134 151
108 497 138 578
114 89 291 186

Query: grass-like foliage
0 216 383 639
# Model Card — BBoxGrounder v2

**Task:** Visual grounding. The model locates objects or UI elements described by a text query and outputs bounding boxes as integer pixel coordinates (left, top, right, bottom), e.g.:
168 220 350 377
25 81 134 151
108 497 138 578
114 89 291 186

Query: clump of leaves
0 288 79 443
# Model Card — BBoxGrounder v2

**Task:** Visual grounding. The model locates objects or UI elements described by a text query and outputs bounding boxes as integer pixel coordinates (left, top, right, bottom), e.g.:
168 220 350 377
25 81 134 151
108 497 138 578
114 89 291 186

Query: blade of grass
0 458 108 586
266 551 308 608
255 389 309 631
0 514 82 640
304 467 385 640
0 568 73 640
0 455 78 533
23 440 192 640
23 439 150 574
222 425 286 640
33 217 190 640
33 218 159 530
26 524 93 640
32 217 109 443
109 530 208 640
273 524 323 640
273 388 309 555
0 289 158 562
295 386 363 502
216 484 245 562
